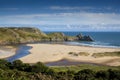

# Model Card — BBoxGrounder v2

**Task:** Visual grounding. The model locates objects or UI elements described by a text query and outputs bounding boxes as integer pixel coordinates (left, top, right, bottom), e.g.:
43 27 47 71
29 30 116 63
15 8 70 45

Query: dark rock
76 33 94 41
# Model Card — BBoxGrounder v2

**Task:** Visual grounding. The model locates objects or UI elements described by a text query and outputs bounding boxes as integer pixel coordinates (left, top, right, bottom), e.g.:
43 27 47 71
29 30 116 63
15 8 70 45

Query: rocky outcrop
76 33 94 41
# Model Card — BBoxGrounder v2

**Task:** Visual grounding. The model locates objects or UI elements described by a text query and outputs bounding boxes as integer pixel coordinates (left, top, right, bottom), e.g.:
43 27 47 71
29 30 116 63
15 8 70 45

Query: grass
78 52 89 56
0 27 47 44
68 52 89 56
92 51 120 58
50 64 120 72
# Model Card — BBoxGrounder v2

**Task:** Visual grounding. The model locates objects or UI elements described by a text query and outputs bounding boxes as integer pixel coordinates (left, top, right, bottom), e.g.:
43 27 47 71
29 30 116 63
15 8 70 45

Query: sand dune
20 44 120 66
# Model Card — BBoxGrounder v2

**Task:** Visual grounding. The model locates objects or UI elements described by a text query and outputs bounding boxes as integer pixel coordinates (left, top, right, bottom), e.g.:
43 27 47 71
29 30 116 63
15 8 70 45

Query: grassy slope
92 51 120 58
0 27 47 44
0 27 74 44
51 64 120 72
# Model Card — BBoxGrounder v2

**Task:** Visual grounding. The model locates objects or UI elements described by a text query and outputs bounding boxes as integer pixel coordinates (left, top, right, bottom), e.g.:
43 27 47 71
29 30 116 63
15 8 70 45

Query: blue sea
45 32 120 48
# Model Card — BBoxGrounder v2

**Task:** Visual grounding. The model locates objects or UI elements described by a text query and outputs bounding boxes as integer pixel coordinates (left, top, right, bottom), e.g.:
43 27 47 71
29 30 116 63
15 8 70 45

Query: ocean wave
65 41 120 48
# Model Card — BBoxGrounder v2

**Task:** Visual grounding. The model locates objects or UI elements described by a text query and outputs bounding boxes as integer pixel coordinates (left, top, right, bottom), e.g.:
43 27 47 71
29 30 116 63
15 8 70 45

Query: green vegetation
47 32 65 39
47 32 75 41
0 27 94 45
0 59 120 80
68 52 79 56
0 27 47 45
0 27 75 45
92 51 120 58
78 52 89 56
51 64 120 72
68 52 89 56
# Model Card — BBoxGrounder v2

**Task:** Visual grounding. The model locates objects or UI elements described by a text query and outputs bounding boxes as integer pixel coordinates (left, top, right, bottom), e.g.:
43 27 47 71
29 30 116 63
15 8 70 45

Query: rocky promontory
76 33 93 41
0 27 93 45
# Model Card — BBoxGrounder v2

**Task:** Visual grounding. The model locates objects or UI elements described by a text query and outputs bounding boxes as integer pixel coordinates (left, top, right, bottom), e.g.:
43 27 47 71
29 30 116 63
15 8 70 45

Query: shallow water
7 45 32 62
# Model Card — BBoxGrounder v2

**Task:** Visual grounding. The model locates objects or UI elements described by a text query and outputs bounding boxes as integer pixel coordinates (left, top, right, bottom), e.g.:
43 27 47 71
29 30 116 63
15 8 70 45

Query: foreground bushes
0 59 120 80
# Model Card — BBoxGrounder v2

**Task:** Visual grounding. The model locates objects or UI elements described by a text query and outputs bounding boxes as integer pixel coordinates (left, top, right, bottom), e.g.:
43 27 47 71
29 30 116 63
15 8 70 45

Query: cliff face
0 27 47 45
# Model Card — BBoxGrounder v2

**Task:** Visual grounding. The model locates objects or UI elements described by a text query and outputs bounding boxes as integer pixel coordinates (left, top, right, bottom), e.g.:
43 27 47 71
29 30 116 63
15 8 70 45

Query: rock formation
76 33 93 41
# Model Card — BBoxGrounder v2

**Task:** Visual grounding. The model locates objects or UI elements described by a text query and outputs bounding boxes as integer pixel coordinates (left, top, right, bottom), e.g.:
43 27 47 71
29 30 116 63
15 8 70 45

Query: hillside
0 59 120 80
0 27 47 45
0 27 93 45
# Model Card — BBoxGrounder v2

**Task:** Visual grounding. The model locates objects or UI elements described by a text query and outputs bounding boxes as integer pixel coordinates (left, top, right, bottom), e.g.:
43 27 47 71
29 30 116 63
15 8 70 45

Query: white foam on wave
65 41 120 48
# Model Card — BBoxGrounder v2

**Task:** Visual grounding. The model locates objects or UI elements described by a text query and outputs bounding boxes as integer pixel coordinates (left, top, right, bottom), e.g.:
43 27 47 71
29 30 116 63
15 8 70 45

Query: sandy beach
19 44 120 66
0 46 16 59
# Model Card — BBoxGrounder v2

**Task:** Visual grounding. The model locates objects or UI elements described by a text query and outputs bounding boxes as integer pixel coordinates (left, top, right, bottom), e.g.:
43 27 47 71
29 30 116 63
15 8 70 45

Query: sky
0 0 120 31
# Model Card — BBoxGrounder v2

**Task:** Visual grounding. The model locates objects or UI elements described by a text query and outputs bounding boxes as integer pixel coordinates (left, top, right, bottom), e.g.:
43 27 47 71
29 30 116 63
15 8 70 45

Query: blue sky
0 0 120 31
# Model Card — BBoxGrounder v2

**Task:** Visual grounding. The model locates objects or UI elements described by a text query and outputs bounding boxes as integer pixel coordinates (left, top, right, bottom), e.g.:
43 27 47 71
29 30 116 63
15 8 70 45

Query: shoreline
39 41 120 49
30 41 120 49
19 43 120 66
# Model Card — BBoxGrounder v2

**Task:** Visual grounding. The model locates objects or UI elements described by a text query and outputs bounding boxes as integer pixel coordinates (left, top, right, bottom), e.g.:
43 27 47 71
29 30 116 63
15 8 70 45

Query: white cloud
0 12 120 26
49 6 116 12
49 6 95 10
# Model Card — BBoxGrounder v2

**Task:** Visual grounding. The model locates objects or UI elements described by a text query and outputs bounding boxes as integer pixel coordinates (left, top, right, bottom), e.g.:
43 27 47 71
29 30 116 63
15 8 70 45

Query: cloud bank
1 12 120 25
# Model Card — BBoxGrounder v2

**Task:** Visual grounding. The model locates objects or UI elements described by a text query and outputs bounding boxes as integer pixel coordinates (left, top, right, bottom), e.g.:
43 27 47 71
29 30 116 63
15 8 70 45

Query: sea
44 32 120 48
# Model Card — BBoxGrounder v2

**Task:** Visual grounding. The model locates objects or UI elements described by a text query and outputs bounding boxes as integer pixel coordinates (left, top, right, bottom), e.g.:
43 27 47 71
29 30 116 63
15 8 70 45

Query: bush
12 60 24 70
31 62 49 73
108 69 120 80
0 59 10 70
74 69 95 80
95 70 109 80
0 59 120 80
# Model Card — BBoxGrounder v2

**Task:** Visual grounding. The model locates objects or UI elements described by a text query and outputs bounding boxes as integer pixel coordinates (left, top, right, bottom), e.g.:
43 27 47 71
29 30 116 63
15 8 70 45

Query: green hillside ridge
0 27 93 45
0 27 73 45
0 27 48 45
47 32 75 41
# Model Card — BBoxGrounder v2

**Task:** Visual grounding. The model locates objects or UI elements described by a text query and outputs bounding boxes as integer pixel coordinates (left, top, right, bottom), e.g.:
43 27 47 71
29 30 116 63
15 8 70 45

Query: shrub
74 69 95 80
31 62 49 73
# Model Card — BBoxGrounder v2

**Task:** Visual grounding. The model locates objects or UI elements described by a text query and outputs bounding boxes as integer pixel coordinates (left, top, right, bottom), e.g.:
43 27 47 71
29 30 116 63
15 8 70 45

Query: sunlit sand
20 44 120 66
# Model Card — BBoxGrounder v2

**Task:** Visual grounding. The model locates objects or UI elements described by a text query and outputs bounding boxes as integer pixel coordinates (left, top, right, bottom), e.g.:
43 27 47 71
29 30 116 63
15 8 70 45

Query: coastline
19 43 120 66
